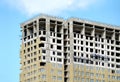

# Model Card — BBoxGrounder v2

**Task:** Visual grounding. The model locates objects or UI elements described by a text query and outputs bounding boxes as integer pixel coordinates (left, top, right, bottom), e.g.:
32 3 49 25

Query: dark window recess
86 60 89 64
28 42 30 46
80 35 83 38
39 31 41 35
43 56 45 59
57 52 62 56
40 62 46 66
111 64 114 67
24 29 27 36
74 34 76 37
90 61 93 64
81 53 84 57
57 40 61 43
90 48 93 52
50 27 55 32
90 55 93 58
95 55 99 60
107 52 109 55
81 41 83 44
24 50 26 53
81 59 84 63
57 58 62 62
43 31 46 35
95 43 97 47
102 51 104 54
86 48 88 51
39 56 41 60
34 45 36 49
57 33 61 37
34 39 36 43
81 47 83 51
86 42 88 45
53 51 55 55
116 53 120 57
24 62 26 65
111 58 114 61
74 40 76 43
28 35 30 40
34 52 36 55
116 41 120 45
111 52 114 56
101 45 104 48
39 43 44 47
111 46 114 50
111 70 115 74
57 46 61 50
40 37 46 41
90 43 93 46
95 49 97 53
74 52 76 56
34 33 37 37
96 62 98 65
27 48 30 52
111 40 114 44
57 27 62 33
116 59 120 63
102 57 104 61
116 65 120 68
86 54 88 57
34 58 36 61
42 50 46 53
74 58 77 62
102 63 104 66
101 38 104 42
53 39 55 42
51 45 53 48
27 60 30 64
74 46 76 49
90 36 93 40
116 47 120 51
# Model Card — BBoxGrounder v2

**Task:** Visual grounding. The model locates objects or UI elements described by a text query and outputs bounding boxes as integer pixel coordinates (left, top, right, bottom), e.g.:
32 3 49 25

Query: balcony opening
116 65 120 68
116 53 120 57
40 37 46 41
111 70 115 74
57 58 62 62
116 41 120 45
57 46 62 50
57 52 62 56
57 33 61 37
40 62 46 66
116 59 120 63
57 39 61 44
116 47 120 51
39 43 44 47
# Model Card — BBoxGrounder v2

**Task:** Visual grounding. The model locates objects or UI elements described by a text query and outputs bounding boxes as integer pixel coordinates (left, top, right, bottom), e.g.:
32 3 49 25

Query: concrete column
46 18 50 62
69 20 74 63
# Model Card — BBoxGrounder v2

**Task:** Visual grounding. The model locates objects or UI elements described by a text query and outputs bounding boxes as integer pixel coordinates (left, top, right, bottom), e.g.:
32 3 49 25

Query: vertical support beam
36 18 39 37
46 18 50 62
69 20 74 63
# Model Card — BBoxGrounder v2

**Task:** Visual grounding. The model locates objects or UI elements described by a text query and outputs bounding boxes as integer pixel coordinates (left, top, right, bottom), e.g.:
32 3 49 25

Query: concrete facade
20 14 120 82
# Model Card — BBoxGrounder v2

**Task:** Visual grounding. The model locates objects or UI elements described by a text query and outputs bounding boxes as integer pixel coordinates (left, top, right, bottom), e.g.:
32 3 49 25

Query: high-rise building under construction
20 14 120 82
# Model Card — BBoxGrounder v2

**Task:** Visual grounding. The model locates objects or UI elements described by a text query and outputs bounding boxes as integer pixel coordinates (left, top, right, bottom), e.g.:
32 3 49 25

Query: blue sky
0 0 120 82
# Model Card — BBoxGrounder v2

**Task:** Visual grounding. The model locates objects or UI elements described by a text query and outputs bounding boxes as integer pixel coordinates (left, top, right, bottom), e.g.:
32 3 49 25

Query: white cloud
5 0 98 16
